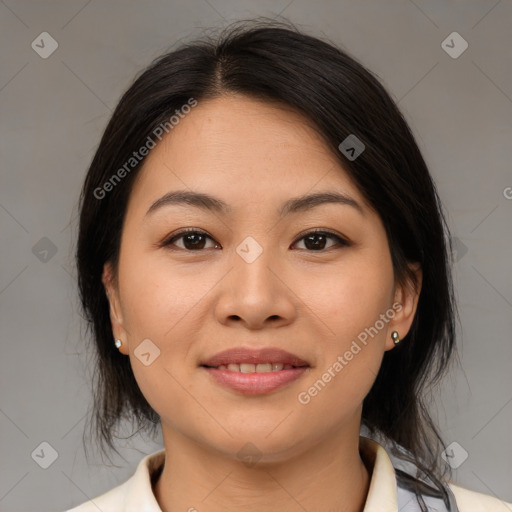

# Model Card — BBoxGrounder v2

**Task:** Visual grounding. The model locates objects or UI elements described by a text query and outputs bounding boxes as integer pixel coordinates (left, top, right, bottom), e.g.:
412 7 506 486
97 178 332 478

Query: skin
102 94 422 512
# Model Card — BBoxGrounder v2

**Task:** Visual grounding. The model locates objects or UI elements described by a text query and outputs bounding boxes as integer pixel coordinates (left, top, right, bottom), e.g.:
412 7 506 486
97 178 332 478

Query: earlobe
385 263 422 351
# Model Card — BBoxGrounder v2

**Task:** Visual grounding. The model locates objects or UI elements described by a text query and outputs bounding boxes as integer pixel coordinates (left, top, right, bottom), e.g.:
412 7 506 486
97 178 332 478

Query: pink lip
202 366 308 395
201 347 309 367
200 347 310 395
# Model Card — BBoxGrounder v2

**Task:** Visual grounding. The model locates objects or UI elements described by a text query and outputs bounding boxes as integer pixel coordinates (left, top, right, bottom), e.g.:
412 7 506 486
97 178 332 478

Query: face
103 94 421 462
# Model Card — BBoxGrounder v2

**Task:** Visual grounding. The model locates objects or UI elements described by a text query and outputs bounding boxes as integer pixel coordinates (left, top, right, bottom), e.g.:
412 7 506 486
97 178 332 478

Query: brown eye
292 230 349 251
162 230 220 251
161 228 349 252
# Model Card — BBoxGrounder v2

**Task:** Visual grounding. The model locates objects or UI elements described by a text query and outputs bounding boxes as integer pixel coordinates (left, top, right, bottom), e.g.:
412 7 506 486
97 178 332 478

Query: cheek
119 249 213 341
117 251 221 415
297 253 394 344
293 254 394 410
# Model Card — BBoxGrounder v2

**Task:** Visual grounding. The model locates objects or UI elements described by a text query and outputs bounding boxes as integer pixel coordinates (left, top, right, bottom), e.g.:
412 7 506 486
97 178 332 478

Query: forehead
129 94 366 211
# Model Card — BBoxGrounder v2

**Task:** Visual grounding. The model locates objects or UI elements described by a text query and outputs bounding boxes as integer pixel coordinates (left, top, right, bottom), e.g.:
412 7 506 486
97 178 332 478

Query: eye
160 228 350 252
291 229 349 251
161 229 220 251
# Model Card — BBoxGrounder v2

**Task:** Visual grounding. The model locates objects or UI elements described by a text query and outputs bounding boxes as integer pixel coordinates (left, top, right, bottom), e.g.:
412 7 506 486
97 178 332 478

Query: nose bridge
232 234 279 298
214 234 295 328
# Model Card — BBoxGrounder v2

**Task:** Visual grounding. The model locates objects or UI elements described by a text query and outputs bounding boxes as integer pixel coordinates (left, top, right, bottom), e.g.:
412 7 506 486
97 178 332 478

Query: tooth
256 363 273 373
222 362 290 372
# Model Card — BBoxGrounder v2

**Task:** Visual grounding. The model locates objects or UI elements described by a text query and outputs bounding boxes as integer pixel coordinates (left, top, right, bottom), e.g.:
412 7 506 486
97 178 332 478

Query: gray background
0 1 511 511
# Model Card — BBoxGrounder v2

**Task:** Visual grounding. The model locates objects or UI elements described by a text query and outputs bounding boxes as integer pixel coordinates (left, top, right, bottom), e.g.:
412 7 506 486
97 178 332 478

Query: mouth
203 362 304 372
200 347 310 395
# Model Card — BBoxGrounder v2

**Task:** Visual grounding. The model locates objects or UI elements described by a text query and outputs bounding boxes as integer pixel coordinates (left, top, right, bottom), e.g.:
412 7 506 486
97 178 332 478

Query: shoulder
449 482 512 512
63 480 129 511
63 449 166 512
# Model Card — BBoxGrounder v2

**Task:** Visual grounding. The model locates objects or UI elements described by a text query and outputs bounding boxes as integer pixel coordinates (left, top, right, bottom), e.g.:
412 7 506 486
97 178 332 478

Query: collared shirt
64 436 512 512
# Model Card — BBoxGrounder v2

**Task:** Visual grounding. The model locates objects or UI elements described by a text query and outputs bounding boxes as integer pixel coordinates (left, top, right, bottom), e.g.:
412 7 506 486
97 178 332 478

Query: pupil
305 234 326 250
185 234 205 250
182 234 328 251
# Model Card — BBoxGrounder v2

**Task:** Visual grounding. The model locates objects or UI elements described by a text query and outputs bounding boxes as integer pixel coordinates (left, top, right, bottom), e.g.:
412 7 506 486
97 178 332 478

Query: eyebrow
144 190 364 219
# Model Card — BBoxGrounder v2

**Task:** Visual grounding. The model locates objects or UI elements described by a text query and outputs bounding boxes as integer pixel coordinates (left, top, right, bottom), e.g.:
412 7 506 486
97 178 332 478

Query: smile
207 362 299 372
200 347 310 395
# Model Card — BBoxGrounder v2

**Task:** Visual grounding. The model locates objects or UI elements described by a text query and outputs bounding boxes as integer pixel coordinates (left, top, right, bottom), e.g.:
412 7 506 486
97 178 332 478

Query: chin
200 422 312 463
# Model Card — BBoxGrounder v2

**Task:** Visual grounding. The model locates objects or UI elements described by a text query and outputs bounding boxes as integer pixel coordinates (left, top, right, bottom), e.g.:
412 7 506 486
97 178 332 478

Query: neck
154 425 371 512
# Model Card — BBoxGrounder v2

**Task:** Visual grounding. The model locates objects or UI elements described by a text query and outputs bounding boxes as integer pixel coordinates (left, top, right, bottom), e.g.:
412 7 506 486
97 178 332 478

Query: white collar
73 436 398 511
69 435 512 511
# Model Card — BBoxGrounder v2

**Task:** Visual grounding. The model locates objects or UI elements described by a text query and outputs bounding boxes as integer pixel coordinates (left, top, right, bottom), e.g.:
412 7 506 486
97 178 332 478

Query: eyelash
160 228 350 252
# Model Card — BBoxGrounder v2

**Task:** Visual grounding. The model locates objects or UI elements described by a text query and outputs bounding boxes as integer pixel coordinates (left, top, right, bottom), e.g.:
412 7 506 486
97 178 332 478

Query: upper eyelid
164 228 348 248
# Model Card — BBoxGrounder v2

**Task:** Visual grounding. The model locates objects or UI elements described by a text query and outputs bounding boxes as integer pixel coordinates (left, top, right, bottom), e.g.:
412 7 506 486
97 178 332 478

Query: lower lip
202 366 308 395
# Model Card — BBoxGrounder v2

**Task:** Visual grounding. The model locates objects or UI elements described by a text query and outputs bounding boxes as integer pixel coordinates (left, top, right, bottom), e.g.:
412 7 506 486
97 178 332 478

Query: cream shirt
65 437 512 512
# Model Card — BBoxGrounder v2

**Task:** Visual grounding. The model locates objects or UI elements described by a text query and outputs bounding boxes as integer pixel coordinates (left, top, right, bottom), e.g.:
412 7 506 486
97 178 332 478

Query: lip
200 347 310 396
202 367 308 395
201 347 309 367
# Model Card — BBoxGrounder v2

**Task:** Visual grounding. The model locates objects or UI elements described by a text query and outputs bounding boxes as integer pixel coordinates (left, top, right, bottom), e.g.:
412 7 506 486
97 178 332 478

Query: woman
67 19 511 512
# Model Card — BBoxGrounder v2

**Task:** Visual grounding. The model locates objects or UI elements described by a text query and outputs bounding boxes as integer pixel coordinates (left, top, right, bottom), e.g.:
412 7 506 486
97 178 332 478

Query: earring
114 339 122 349
391 331 400 345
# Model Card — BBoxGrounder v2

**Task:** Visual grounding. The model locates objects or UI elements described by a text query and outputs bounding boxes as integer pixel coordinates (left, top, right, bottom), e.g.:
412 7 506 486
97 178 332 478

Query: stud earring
114 339 122 349
391 331 400 345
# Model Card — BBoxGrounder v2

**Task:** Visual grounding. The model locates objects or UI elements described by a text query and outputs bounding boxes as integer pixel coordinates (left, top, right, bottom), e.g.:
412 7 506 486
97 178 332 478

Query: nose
214 242 297 330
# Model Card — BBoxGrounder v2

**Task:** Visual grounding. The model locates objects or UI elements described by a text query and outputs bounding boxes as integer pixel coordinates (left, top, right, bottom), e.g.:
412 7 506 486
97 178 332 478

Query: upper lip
201 347 309 367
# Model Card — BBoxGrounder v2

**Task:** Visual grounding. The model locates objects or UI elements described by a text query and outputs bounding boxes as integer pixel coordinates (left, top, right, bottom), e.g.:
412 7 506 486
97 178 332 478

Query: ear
102 261 129 355
384 262 422 351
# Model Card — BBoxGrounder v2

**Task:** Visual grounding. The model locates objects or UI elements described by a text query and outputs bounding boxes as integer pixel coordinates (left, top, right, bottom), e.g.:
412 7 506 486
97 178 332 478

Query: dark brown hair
76 17 457 502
